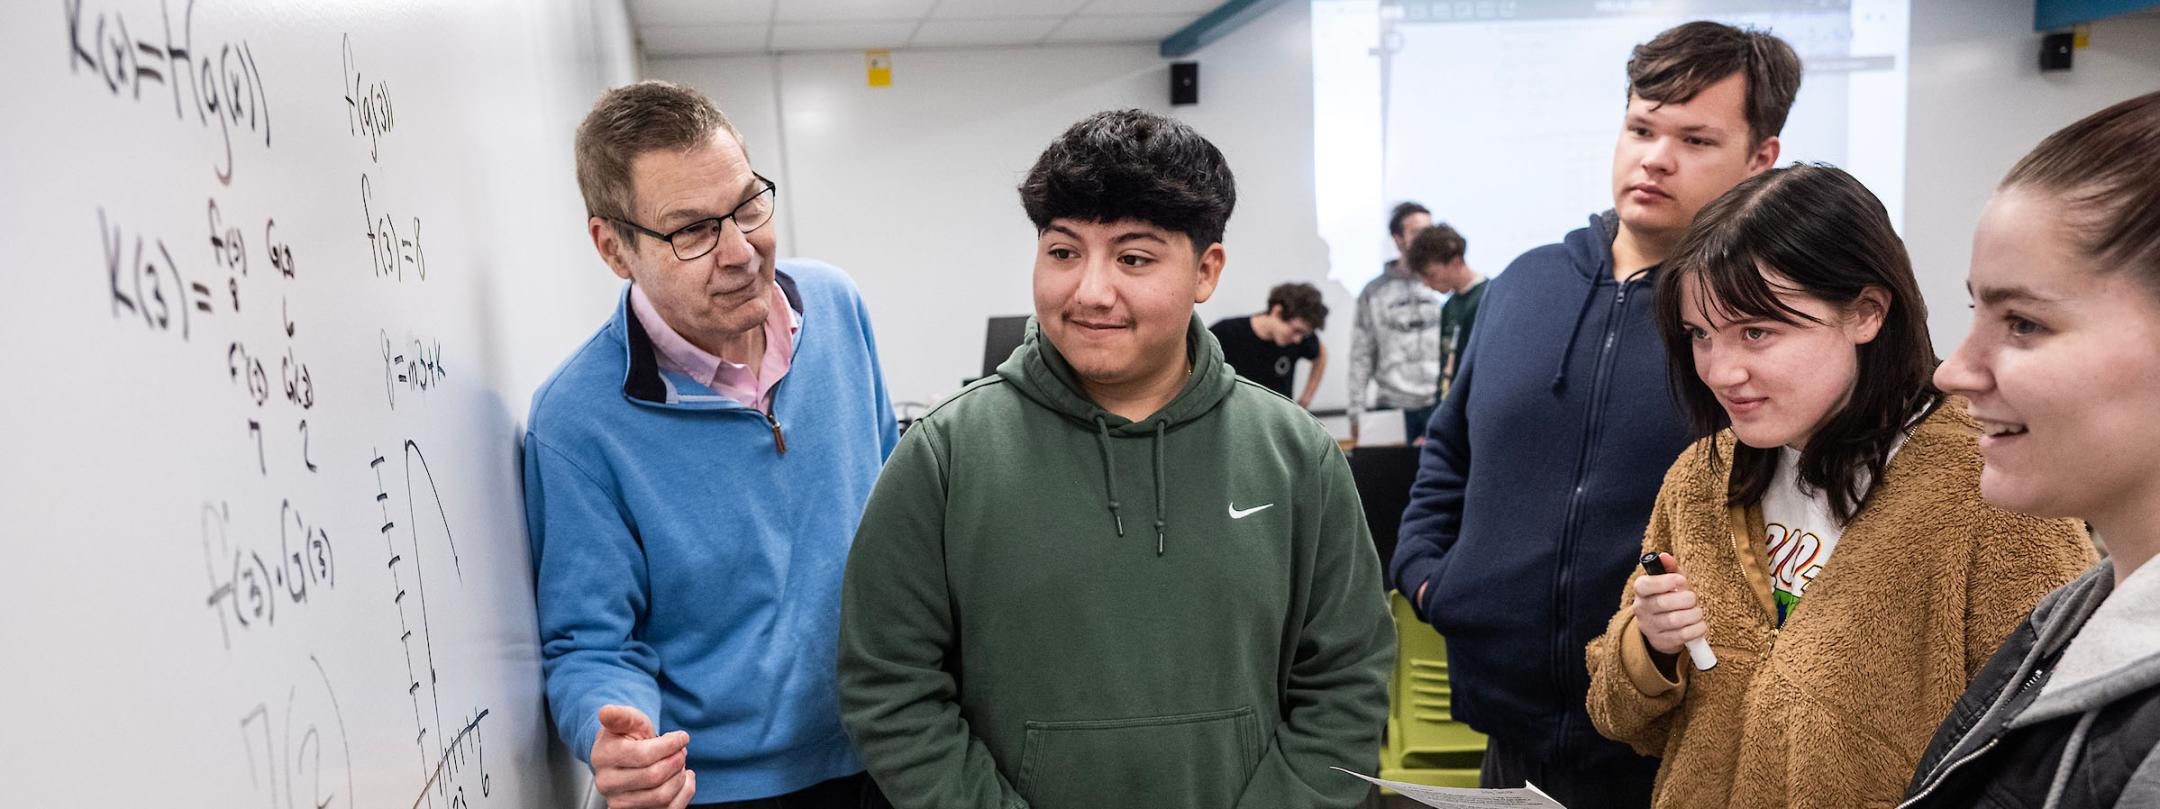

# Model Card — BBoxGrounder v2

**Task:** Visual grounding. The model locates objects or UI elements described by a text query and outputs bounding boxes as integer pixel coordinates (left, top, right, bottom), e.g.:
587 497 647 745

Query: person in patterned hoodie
1348 201 1443 442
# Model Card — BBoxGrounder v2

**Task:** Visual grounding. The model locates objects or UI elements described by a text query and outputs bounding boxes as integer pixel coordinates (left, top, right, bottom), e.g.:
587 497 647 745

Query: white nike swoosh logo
1228 503 1275 519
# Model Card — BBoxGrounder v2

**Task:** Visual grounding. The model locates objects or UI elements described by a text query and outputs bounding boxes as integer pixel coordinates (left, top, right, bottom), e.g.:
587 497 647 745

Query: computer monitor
981 316 1030 379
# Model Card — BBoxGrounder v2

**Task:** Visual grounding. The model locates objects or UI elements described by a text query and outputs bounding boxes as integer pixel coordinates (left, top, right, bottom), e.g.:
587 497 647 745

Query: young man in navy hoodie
524 81 897 809
1389 22 1800 806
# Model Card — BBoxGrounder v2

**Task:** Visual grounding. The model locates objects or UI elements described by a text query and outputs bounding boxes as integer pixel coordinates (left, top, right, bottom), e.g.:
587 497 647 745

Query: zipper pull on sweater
767 411 788 454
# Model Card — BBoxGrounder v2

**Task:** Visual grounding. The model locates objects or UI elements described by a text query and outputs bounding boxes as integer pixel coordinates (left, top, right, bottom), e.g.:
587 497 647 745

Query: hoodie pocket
1015 706 1261 809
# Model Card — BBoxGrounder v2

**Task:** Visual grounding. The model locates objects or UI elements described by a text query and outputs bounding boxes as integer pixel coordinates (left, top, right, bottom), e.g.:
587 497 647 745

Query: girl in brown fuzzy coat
1582 164 2095 809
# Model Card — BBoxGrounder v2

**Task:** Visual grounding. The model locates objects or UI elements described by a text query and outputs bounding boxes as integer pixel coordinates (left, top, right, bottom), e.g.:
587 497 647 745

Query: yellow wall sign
866 49 892 87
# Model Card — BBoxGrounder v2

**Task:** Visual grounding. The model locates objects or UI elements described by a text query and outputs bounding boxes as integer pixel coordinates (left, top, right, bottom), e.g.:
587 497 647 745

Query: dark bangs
1673 246 1824 333
1655 163 1940 523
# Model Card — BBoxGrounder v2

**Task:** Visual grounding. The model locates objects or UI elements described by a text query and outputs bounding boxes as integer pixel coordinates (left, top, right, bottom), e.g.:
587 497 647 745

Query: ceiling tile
1077 0 1224 14
930 0 1091 18
774 0 939 23
1045 13 1197 44
640 23 771 56
908 17 1062 47
769 21 920 51
631 0 772 26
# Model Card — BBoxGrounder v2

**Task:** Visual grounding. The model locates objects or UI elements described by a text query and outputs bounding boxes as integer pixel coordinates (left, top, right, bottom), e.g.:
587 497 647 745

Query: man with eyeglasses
524 80 898 809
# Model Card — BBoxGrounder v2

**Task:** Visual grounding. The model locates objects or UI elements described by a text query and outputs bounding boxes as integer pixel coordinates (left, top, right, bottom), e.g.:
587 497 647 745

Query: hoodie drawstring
1093 416 1125 537
1550 267 1652 393
1152 421 1167 556
2041 711 2099 809
1550 278 1603 393
1092 415 1169 555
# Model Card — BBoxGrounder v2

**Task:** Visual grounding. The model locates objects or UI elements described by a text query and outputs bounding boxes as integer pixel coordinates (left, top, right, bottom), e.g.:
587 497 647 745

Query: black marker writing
202 498 336 644
381 331 449 409
343 34 395 161
266 217 295 279
66 0 272 184
227 341 269 406
281 344 314 409
207 198 247 278
233 656 356 809
246 419 265 475
362 174 426 281
104 208 220 341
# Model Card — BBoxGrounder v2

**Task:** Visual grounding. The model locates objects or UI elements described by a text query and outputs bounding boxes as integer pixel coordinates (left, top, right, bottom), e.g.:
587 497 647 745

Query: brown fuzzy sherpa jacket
1585 399 2094 809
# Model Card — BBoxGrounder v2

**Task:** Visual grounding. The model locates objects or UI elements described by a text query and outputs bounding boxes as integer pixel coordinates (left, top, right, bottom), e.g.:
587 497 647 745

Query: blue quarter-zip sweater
523 260 898 801
1390 212 1695 771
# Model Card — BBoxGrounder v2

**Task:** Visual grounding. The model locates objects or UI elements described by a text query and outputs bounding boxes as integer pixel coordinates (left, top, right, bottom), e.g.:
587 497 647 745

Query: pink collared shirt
629 283 799 413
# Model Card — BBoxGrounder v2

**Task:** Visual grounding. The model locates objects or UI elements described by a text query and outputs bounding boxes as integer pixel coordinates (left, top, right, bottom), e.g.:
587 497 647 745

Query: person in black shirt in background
1211 282 1329 408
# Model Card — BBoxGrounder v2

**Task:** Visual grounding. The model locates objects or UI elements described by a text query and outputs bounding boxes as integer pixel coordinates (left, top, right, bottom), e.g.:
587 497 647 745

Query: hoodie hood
1897 555 2160 809
1576 209 1623 282
2015 555 2160 727
995 313 1237 555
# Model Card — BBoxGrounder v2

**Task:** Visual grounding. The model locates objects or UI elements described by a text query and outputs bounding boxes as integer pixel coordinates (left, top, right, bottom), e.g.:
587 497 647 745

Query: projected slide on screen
1312 0 1908 291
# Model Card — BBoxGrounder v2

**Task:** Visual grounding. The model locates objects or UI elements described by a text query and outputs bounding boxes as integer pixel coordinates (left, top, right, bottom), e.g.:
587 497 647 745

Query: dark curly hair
1402 224 1467 272
1018 109 1236 251
1265 283 1329 330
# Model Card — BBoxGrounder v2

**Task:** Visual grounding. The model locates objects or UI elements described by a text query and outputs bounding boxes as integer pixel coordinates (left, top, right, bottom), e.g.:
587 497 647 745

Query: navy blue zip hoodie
1390 211 1695 771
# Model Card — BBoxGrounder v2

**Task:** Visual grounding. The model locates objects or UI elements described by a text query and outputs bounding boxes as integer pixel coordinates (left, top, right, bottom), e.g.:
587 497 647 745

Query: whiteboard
0 1 636 806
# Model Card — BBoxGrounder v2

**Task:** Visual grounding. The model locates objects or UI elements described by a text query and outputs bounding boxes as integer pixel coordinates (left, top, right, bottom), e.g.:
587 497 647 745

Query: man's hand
591 704 697 809
1634 553 1708 656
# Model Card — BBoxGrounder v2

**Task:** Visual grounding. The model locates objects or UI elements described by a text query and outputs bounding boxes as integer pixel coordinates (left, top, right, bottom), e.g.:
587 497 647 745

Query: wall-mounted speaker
1171 61 1199 106
2041 32 2074 72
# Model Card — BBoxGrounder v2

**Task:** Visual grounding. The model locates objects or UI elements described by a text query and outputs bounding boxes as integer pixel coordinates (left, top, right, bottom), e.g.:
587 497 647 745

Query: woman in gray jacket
1902 89 2160 809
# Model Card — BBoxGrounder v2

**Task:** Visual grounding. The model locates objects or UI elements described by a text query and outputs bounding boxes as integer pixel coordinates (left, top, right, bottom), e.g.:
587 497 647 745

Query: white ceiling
632 0 1225 56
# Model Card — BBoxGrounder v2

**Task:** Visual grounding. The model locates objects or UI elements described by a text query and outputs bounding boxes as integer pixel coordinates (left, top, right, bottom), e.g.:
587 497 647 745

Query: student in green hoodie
836 109 1394 809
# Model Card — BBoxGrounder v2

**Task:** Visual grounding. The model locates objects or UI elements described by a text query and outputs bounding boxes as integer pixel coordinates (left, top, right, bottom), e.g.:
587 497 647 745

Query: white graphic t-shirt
1760 433 1910 626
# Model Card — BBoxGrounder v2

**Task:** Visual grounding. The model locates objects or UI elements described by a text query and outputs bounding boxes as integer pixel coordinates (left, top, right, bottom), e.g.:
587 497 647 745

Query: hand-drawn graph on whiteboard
372 440 494 809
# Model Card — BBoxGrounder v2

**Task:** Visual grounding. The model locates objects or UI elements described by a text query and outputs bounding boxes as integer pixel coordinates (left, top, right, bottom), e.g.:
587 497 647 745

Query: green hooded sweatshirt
838 315 1393 809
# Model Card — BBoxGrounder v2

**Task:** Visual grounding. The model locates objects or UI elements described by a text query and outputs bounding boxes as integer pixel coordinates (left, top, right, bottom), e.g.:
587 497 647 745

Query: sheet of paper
1354 408 1408 446
1332 768 1567 808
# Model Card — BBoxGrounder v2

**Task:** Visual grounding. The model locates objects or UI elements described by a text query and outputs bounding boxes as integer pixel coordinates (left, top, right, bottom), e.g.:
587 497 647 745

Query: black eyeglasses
611 176 779 262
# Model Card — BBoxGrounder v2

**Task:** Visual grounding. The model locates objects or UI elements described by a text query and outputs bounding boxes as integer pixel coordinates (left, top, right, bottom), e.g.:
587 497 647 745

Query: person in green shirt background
1405 223 1487 402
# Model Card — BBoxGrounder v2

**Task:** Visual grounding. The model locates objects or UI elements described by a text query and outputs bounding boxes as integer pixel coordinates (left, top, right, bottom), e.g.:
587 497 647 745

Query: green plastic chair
1379 590 1486 789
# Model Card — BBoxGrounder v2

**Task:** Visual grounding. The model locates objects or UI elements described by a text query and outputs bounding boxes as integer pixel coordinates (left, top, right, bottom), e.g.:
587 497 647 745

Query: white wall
648 1 1347 415
1905 3 2160 352
1171 2 1342 411
649 0 2160 413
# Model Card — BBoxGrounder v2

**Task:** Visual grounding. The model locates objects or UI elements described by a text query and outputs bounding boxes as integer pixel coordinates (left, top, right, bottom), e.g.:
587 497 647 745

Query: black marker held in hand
1642 552 1718 671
